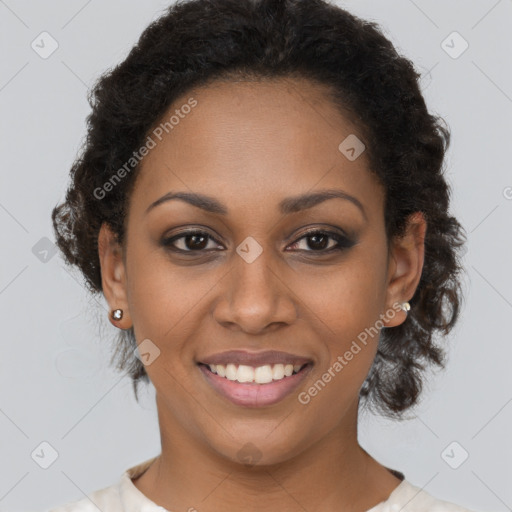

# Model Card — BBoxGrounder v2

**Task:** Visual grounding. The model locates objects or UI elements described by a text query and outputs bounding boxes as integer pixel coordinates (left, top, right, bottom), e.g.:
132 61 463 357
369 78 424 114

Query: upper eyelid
164 227 350 249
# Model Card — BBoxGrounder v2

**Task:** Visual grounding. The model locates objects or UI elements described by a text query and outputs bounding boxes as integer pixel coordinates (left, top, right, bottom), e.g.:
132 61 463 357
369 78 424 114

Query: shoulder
45 456 160 512
46 482 121 512
377 479 479 512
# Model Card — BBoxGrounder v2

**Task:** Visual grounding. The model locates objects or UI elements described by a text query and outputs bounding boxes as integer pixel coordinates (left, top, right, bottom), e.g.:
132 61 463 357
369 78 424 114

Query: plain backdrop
0 1 511 511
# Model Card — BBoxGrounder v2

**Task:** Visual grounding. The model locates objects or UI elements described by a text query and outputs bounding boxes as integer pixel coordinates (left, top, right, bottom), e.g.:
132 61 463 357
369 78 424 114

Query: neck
132 394 402 512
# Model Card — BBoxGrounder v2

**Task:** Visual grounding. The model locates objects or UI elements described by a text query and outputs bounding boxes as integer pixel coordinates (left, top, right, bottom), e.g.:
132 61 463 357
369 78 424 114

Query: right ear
97 222 132 330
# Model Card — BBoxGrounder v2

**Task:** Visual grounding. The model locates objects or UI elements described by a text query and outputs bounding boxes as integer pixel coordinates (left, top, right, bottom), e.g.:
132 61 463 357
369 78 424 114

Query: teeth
226 363 237 381
254 365 273 384
272 364 285 380
205 362 306 384
237 365 254 383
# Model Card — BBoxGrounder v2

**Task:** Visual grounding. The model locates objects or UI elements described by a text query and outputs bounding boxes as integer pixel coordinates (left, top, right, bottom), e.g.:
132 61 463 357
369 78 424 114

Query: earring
111 309 123 321
400 301 411 314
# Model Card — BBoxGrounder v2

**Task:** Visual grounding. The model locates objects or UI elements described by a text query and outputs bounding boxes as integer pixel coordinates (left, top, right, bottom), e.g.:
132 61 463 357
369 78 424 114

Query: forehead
130 77 383 220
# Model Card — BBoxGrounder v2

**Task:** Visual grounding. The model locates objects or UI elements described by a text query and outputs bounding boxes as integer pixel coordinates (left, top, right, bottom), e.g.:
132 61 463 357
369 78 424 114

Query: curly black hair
52 0 467 419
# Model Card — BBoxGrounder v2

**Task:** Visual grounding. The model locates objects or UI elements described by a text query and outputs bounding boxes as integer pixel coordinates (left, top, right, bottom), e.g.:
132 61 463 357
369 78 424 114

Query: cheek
294 253 387 336
290 250 387 384
124 245 218 345
294 266 384 420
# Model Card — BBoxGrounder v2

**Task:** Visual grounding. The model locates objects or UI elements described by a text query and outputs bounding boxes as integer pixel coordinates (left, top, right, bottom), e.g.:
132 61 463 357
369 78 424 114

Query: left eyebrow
145 191 228 215
145 188 367 221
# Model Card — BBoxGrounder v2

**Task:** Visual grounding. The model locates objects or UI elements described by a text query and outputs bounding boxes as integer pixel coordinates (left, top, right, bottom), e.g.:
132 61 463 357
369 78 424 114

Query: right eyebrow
145 188 367 221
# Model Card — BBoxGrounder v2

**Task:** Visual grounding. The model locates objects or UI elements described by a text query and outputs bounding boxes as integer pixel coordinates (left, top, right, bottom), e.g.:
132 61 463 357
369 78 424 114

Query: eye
161 230 223 252
287 229 355 253
161 228 356 254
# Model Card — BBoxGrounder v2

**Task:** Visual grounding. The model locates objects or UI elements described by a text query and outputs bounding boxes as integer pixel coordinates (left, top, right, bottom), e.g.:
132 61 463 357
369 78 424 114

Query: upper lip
198 350 313 367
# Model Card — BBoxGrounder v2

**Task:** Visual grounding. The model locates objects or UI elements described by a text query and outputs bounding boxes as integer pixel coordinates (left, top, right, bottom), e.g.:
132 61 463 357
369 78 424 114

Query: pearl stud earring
111 309 123 321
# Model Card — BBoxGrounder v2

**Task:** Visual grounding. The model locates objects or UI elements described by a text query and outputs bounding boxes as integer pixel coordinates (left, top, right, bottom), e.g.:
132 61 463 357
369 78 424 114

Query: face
98 77 425 466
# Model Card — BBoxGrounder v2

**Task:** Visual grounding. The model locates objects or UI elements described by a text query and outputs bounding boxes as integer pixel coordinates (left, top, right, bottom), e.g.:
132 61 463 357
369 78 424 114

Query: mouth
197 362 313 408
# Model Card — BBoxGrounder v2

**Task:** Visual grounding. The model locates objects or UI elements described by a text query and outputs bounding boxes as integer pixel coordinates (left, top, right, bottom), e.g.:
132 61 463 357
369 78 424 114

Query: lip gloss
198 363 312 407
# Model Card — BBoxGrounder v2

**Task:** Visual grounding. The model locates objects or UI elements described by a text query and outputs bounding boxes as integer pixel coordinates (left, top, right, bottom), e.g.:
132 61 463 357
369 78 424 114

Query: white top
47 456 477 512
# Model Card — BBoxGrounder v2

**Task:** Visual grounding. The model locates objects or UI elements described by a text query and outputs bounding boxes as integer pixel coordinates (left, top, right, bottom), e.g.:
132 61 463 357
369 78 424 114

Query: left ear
97 222 132 330
381 211 427 327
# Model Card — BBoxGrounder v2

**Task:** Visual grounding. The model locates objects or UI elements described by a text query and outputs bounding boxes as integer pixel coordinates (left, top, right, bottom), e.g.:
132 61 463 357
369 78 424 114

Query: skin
98 77 426 512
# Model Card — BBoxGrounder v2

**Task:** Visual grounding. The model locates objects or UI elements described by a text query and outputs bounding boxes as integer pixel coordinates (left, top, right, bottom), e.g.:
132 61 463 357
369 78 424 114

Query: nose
212 246 298 334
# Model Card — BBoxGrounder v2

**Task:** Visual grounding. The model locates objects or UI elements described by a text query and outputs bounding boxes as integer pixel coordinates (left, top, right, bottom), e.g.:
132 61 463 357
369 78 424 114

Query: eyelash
161 228 355 255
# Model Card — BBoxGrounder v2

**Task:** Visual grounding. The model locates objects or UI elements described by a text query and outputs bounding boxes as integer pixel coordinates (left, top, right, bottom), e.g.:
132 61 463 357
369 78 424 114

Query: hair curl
52 0 467 419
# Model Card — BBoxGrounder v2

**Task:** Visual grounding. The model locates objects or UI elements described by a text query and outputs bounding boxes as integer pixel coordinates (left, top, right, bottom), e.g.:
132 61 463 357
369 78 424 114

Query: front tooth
236 365 255 382
254 365 273 384
272 364 285 380
212 363 301 383
225 363 238 380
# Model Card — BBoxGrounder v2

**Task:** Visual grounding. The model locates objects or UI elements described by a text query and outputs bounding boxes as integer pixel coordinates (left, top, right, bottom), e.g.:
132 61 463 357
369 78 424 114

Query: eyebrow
145 188 367 220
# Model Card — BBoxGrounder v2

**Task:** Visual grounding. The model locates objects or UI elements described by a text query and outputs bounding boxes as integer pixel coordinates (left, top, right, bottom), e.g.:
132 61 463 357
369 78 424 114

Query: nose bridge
215 238 296 332
234 241 277 297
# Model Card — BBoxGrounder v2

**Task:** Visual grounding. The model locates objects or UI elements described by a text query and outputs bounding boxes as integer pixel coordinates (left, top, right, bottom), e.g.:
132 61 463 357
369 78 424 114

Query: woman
49 0 476 510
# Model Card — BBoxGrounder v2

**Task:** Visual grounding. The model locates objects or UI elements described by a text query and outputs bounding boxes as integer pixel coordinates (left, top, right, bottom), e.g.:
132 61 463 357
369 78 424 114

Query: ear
97 222 132 329
381 211 427 327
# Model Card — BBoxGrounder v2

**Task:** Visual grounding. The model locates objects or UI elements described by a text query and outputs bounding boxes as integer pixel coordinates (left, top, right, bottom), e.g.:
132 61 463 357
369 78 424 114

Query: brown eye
161 230 222 252
287 230 356 253
161 228 356 255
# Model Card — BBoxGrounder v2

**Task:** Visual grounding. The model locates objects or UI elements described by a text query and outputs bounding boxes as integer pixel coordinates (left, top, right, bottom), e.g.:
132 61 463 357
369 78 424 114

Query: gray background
1 1 511 511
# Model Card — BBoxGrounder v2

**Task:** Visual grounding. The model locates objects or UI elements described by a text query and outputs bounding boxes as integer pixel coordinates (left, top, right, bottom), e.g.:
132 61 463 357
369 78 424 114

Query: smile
198 362 313 407
206 362 305 384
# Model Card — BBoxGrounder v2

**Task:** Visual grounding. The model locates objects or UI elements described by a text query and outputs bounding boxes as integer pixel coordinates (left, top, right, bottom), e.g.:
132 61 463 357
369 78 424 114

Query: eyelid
162 228 224 251
288 229 355 252
292 225 351 240
161 225 356 254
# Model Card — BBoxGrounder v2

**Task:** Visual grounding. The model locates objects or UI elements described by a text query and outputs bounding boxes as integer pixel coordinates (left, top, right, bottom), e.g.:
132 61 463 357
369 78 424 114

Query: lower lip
198 363 312 408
